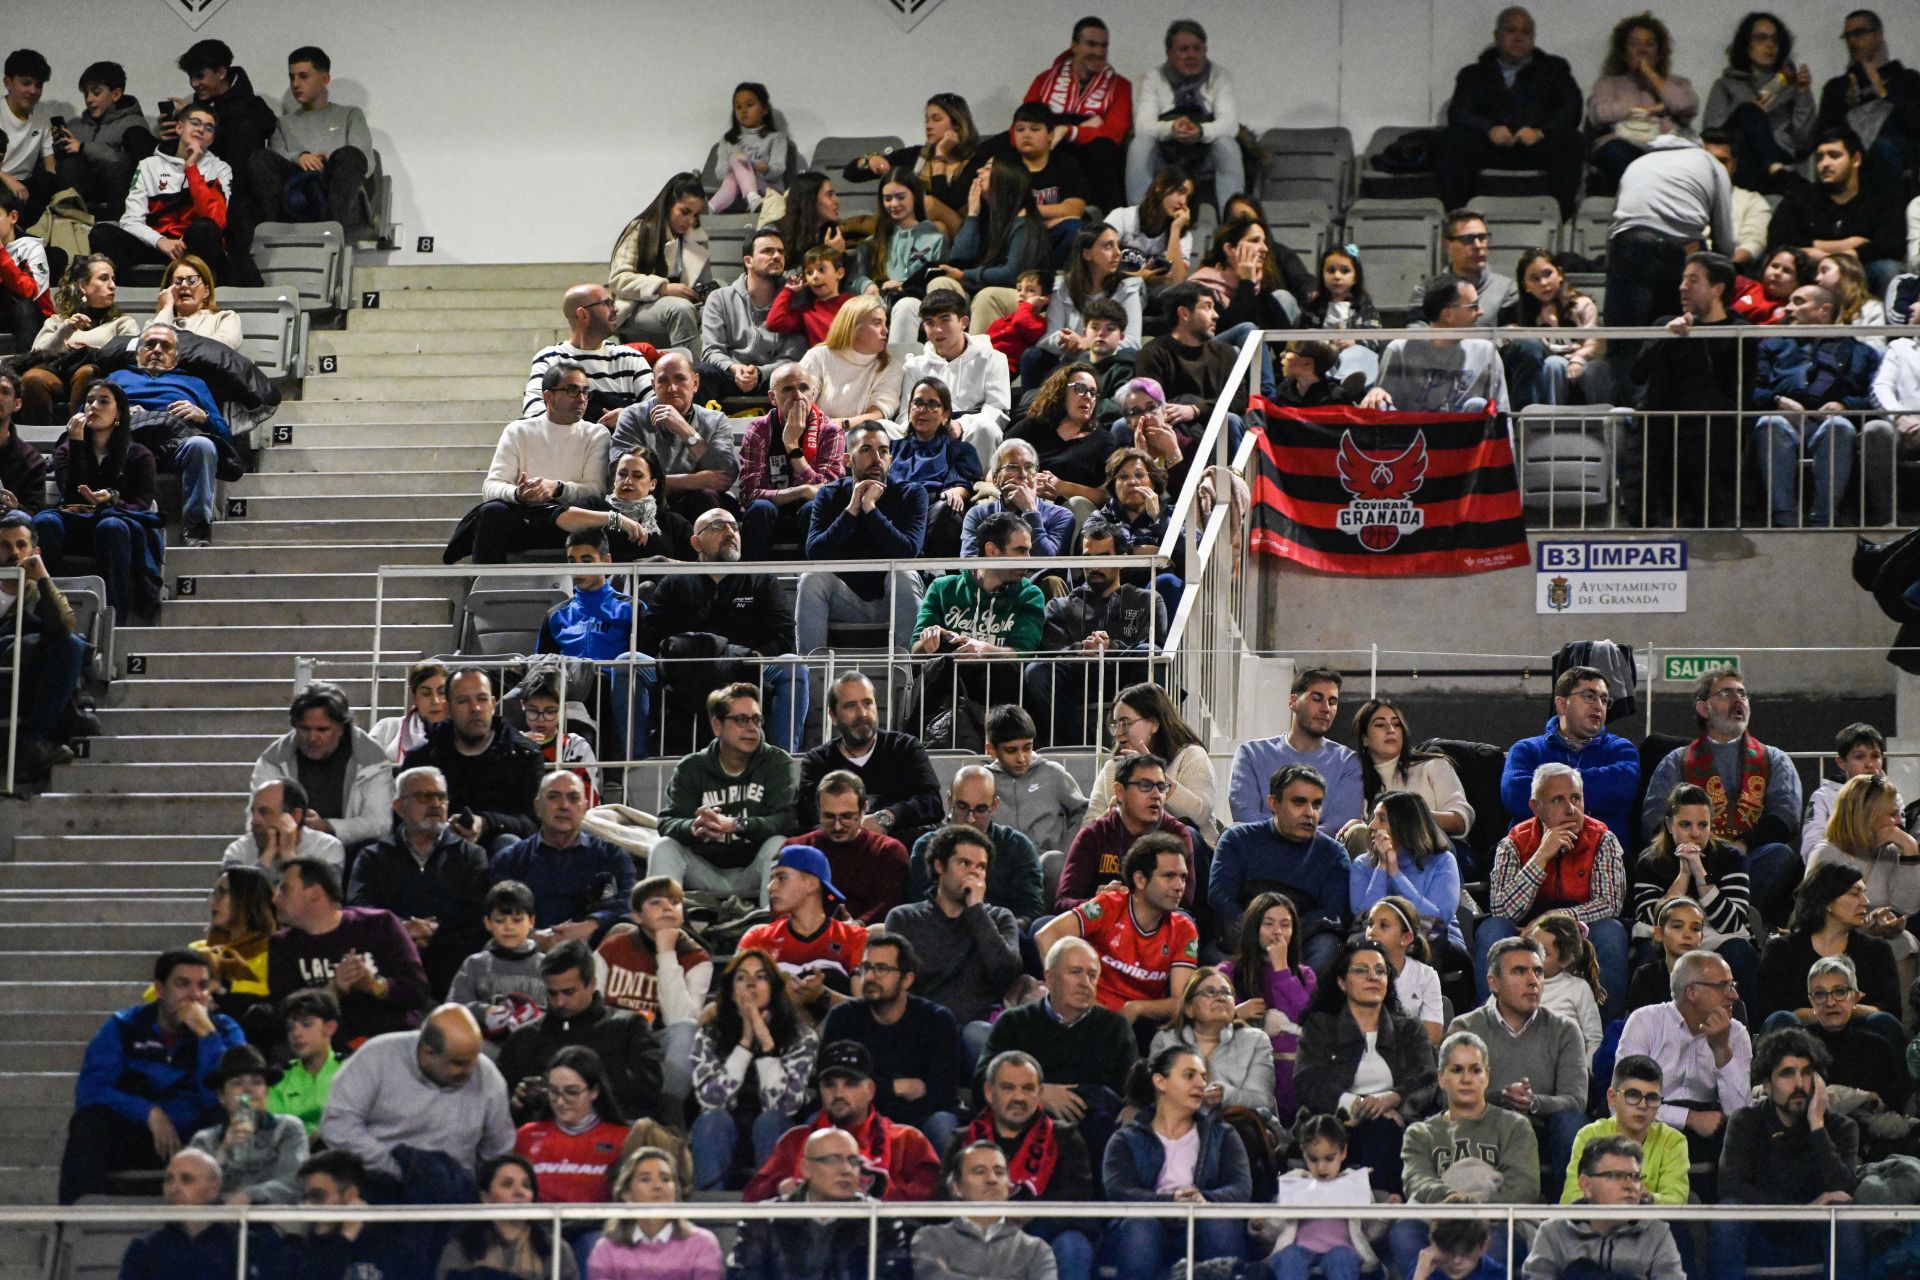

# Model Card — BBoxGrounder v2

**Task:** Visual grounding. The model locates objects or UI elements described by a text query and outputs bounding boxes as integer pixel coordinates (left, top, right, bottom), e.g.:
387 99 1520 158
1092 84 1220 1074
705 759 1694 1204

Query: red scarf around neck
964 1110 1060 1195
1681 734 1769 837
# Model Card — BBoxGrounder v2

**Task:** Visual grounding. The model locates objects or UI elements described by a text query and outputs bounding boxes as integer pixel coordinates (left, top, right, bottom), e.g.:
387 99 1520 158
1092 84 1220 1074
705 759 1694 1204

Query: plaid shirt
737 405 845 505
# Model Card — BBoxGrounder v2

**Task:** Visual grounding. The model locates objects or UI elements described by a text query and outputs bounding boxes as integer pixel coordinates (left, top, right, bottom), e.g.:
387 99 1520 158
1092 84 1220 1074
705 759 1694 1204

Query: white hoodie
119 150 234 250
900 333 1012 443
1873 338 1920 423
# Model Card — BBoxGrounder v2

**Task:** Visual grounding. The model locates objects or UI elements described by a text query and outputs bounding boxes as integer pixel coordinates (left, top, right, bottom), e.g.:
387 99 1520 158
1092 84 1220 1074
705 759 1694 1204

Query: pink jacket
1586 73 1699 139
586 1229 724 1280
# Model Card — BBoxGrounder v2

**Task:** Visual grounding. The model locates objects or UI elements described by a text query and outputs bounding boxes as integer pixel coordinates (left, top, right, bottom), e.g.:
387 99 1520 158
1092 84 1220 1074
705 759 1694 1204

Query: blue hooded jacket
74 1001 245 1134
536 582 638 662
1500 715 1641 845
1102 1107 1252 1203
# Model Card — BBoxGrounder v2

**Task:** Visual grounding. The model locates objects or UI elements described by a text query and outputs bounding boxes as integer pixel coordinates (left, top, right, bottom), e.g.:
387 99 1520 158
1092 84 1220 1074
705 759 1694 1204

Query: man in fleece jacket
1501 665 1640 846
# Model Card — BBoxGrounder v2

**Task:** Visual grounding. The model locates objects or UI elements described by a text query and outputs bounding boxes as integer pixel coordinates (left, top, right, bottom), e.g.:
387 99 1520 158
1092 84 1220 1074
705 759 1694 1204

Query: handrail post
4 567 19 794
370 569 386 723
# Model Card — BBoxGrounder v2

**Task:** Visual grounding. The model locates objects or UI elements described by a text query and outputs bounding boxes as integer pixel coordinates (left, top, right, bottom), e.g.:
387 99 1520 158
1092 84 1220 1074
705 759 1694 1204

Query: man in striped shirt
522 282 653 420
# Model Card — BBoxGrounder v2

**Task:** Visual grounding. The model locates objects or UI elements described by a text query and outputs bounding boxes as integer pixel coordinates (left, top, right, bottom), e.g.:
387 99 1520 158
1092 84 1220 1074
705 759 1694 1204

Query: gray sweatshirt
698 275 806 378
1376 337 1510 412
190 1111 309 1204
270 103 375 168
1610 135 1736 253
1523 1211 1684 1280
1448 1001 1590 1116
985 757 1089 856
316 1029 515 1178
910 1217 1057 1280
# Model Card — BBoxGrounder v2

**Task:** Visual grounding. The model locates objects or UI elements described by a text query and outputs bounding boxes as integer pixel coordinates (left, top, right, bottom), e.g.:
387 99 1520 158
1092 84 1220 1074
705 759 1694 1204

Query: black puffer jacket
400 717 545 840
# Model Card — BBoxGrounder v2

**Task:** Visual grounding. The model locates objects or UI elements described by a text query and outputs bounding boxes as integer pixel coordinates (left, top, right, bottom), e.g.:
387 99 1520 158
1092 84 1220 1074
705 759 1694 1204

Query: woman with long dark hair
768 171 845 262
607 172 711 352
1187 214 1314 329
687 949 818 1190
1347 791 1464 955
1703 11 1814 191
439 1153 579 1280
842 93 984 239
1105 165 1195 287
1504 248 1603 409
929 158 1050 332
1293 937 1436 1195
148 867 276 1025
1348 698 1473 839
1633 783 1756 988
888 375 982 558
863 168 946 314
1755 860 1901 1024
515 1045 632 1273
1100 1045 1251 1276
370 660 449 762
1219 892 1316 1116
1025 222 1144 385
31 378 159 622
1084 681 1215 835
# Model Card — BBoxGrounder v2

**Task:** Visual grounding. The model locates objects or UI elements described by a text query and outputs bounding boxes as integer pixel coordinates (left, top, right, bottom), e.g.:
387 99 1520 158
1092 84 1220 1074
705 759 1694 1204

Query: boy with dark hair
250 46 375 237
1803 721 1886 857
1036 829 1198 1024
52 61 157 217
981 703 1089 855
87 100 242 287
1007 101 1088 259
167 39 276 188
266 989 342 1135
1416 1219 1502 1280
447 879 548 1057
1 49 57 225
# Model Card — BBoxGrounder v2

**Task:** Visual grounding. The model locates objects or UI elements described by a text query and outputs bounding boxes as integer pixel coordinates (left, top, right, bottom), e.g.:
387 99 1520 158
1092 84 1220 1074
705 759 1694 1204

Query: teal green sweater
658 739 796 868
914 572 1045 651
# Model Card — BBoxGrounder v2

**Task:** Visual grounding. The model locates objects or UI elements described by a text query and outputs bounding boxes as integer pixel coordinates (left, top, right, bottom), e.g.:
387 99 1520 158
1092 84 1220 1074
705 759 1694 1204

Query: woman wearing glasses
1293 938 1436 1197
514 1045 632 1274
1755 861 1902 1026
1007 362 1114 514
1084 682 1218 837
888 375 982 558
154 254 241 348
1150 967 1276 1113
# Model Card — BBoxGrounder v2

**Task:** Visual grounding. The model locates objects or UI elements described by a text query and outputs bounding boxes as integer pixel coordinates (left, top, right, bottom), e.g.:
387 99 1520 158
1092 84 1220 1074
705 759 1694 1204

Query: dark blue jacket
888 431 984 494
806 475 929 600
117 1224 260 1280
75 1001 245 1134
1754 334 1881 411
489 833 636 933
1102 1108 1251 1203
1501 715 1641 844
1447 47 1584 135
1208 822 1351 942
536 582 639 662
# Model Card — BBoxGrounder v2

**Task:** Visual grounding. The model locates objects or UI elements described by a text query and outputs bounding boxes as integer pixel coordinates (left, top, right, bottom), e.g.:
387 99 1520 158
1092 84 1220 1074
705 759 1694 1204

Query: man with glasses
743 1039 941 1203
1790 954 1909 1113
106 322 226 547
1434 10 1584 220
1561 1055 1691 1206
1502 665 1641 846
1410 211 1516 328
608 350 738 522
1529 1137 1685 1279
908 510 1045 739
1361 273 1509 412
1817 9 1920 182
521 282 653 421
821 933 965 1152
345 765 489 999
906 765 1046 923
729 1125 912 1274
1038 831 1197 1030
786 770 910 925
1715 1028 1863 1279
468 361 610 563
964 438 1077 557
1617 949 1751 1176
1212 762 1350 968
486 770 633 947
651 681 796 906
495 938 663 1125
797 420 928 654
885 824 1023 1060
1640 668 1802 926
88 100 255 289
738 360 843 559
1026 516 1166 750
1052 753 1196 913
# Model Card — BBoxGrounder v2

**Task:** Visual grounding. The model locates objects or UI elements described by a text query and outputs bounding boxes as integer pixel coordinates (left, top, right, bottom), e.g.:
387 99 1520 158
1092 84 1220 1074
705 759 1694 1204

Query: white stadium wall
12 0 1886 265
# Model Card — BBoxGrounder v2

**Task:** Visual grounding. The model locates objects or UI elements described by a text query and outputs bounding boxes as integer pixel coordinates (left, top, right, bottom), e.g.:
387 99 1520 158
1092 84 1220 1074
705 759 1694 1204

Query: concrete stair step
259 421 503 449
96 705 288 734
8 1010 163 1042
118 652 335 680
21 793 253 837
261 442 494 471
346 307 558 332
314 351 535 378
302 373 522 403
172 571 468 601
80 734 277 764
0 1123 74 1166
13 833 232 864
162 596 452 628
0 1105 74 1138
0 894 206 924
275 397 513 423
0 923 194 952
0 859 228 888
52 762 256 794
164 542 443 575
0 952 155 982
244 466 491 494
0 1169 58 1205
357 286 556 310
111 677 370 708
314 327 552 355
199 516 460 545
0 1071 86 1102
118 622 447 653
0 1042 87 1075
359 263 599 290
228 493 476 522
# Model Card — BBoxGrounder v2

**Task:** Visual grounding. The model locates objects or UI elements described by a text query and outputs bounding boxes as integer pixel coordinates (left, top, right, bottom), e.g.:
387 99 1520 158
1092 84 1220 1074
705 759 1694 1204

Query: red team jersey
1071 889 1199 1012
738 915 869 993
513 1118 630 1202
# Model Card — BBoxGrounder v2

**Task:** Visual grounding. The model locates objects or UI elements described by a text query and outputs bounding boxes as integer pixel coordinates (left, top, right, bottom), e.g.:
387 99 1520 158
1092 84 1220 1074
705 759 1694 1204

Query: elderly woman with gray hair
1474 762 1629 1020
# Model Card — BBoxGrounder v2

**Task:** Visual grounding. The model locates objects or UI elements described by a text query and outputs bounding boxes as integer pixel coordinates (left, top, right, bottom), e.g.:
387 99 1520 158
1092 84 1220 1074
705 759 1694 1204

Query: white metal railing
13 1199 1920 1280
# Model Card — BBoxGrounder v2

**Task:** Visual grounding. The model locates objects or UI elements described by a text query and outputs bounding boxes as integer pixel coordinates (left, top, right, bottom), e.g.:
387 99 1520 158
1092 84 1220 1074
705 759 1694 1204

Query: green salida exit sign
1662 654 1740 683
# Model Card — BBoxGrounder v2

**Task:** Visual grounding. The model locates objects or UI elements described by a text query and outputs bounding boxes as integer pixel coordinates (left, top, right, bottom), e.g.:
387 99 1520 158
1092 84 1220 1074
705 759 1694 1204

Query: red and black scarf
964 1110 1060 1196
1681 735 1769 837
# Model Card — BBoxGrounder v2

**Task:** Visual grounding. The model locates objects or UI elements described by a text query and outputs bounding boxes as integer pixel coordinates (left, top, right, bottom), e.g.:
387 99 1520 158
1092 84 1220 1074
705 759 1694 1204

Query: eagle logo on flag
1335 431 1429 551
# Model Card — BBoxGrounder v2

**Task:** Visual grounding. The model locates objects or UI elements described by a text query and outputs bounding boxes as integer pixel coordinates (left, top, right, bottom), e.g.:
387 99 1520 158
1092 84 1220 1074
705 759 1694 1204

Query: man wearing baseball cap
739 845 870 1022
743 1039 941 1203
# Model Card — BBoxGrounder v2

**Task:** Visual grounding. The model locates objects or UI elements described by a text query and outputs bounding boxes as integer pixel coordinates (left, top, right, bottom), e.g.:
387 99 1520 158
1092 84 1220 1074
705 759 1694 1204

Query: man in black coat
1434 8 1585 216
496 941 665 1125
796 670 943 845
400 668 545 855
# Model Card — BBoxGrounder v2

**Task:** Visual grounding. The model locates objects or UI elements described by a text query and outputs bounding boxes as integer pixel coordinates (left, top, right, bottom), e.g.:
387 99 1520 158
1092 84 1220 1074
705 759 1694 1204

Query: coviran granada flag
1250 405 1528 576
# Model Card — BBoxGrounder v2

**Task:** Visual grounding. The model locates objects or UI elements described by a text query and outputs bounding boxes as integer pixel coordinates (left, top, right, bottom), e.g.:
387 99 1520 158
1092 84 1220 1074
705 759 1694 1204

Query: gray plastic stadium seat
459 578 568 657
1565 272 1607 315
55 1220 143 1280
1257 127 1353 213
1358 126 1439 200
216 286 304 381
1517 405 1624 523
703 212 757 287
1264 200 1332 267
1342 198 1444 307
1473 195 1562 258
253 220 350 313
51 575 112 684
1568 195 1616 262
807 135 905 218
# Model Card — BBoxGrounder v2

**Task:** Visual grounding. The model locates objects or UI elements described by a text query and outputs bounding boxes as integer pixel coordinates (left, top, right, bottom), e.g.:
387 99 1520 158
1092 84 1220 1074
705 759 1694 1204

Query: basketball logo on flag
1335 431 1428 552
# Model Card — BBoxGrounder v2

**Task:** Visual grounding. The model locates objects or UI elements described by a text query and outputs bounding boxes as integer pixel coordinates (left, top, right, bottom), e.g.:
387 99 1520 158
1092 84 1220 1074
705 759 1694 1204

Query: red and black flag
1249 405 1528 576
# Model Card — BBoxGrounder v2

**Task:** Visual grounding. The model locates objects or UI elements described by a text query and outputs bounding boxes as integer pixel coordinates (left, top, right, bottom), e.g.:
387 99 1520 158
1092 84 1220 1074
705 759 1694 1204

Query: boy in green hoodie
912 511 1045 655
650 681 796 906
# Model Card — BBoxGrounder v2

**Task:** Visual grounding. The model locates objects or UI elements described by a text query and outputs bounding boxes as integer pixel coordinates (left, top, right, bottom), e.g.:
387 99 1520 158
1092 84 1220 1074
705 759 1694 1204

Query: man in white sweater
900 289 1013 471
472 362 610 563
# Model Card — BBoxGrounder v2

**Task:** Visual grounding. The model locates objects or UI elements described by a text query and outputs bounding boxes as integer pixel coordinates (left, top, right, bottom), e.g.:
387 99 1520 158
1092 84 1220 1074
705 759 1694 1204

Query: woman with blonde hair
20 253 139 422
1815 251 1887 346
1149 966 1277 1113
1807 772 1920 970
155 254 241 348
798 293 903 435
587 1147 723 1279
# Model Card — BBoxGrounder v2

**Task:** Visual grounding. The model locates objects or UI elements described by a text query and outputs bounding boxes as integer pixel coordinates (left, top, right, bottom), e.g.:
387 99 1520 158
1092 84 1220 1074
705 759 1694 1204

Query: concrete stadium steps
2 257 559 1203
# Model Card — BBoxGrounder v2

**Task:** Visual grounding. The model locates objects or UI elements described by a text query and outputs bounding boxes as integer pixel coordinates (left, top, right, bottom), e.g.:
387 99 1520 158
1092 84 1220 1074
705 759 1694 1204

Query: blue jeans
795 570 922 654
164 435 218 527
741 496 812 561
920 1110 962 1157
1272 1243 1361 1280
1504 339 1572 410
690 1108 792 1191
657 1021 697 1111
1302 930 1342 976
1754 414 1856 526
1709 1218 1861 1280
1476 915 1629 1023
605 651 654 760
32 508 139 624
1097 1216 1244 1280
1050 1229 1096 1280
1126 134 1245 205
1 630 87 750
1540 1106 1587 1200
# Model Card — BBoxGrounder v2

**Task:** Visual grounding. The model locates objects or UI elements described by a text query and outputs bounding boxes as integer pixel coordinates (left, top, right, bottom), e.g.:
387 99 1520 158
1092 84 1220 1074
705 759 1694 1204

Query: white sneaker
745 190 764 213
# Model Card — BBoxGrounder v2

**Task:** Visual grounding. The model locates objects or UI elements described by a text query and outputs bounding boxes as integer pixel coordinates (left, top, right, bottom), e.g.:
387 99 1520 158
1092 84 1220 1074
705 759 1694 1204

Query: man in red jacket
1023 17 1134 210
742 1040 940 1202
